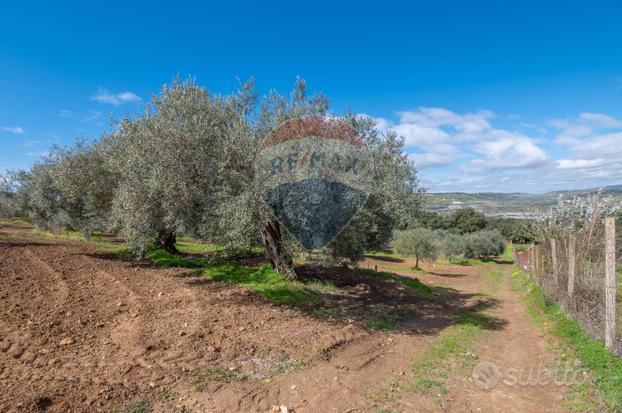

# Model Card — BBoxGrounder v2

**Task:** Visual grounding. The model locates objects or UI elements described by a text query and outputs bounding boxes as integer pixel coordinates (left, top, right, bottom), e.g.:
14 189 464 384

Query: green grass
126 399 150 413
138 246 335 306
0 313 7 321
363 268 435 298
368 302 491 409
447 256 497 266
409 310 488 395
483 269 505 289
152 388 180 401
175 238 262 256
498 243 515 264
0 219 31 226
202 263 322 305
512 269 622 412
366 313 403 331
192 367 248 391
143 245 215 268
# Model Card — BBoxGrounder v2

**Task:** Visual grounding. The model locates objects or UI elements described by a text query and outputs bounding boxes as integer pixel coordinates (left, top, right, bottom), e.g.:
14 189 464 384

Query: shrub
463 229 505 260
434 230 465 258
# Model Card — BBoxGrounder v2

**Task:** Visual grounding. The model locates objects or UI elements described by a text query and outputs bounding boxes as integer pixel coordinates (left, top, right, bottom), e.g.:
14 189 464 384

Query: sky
1 0 622 193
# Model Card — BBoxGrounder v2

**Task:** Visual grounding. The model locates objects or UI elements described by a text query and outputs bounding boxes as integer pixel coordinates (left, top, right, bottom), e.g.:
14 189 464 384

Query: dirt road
0 224 571 412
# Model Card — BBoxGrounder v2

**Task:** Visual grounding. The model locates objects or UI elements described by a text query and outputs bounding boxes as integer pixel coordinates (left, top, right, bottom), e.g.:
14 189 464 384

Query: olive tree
463 229 505 260
12 160 69 231
44 138 119 234
109 77 255 253
325 115 424 264
392 228 438 268
0 173 17 219
211 78 328 278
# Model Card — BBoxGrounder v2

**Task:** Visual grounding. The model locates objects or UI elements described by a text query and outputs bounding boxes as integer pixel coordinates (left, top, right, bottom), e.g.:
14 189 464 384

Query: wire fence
516 217 621 355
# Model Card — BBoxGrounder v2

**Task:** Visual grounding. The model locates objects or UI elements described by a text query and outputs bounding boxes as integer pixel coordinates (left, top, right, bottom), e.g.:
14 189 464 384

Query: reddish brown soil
0 224 570 412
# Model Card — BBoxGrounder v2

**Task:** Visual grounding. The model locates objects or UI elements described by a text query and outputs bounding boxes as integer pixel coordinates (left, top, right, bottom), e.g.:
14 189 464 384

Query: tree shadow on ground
364 254 404 263
425 270 468 278
83 248 508 339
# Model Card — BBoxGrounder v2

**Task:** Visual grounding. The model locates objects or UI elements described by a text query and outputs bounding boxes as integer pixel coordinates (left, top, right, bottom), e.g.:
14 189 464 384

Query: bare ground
0 224 571 412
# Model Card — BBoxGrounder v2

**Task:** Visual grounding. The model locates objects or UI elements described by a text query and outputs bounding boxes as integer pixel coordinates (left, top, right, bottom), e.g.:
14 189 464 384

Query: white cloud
557 159 606 169
2 126 25 134
356 108 622 192
409 149 457 169
59 109 73 118
391 123 450 146
381 107 547 172
472 136 548 169
91 88 141 106
578 112 622 128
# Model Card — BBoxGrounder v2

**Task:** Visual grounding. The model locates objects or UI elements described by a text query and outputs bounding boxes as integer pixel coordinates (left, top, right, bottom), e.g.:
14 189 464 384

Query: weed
367 314 400 331
153 388 180 400
270 355 306 376
409 306 488 396
512 269 622 412
192 367 247 391
126 399 150 413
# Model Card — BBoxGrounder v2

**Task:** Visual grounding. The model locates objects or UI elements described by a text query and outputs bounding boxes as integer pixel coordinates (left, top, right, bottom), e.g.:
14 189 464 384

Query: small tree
449 208 487 234
434 230 465 258
392 228 438 268
463 229 505 260
0 173 17 219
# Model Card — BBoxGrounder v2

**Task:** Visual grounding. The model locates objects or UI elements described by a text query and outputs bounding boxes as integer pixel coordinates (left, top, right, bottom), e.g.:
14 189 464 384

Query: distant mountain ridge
425 184 622 217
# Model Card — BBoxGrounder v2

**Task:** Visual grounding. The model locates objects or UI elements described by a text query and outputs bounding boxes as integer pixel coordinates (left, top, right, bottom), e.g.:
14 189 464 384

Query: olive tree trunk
156 230 178 254
261 218 297 280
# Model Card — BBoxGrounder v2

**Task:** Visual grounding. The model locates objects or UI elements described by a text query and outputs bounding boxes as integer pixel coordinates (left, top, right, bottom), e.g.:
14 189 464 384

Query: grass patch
368 303 491 410
137 247 334 306
202 263 323 305
0 313 7 321
192 367 247 391
270 354 307 376
447 256 497 266
125 399 150 413
512 269 622 412
175 238 263 257
409 310 487 395
497 243 515 264
483 269 505 289
152 388 180 401
143 245 215 268
363 268 435 298
367 313 403 331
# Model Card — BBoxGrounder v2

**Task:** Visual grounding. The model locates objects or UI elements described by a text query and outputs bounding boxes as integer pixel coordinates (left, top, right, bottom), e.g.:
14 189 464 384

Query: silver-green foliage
0 173 17 219
13 76 423 268
392 228 438 267
463 229 505 259
108 77 255 251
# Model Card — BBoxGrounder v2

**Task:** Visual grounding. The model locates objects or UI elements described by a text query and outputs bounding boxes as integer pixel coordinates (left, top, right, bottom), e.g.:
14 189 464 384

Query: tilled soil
0 224 570 412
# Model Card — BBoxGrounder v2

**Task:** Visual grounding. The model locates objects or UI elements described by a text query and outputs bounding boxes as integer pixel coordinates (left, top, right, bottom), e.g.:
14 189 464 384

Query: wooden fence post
551 238 558 290
605 216 616 351
529 244 536 277
568 235 576 297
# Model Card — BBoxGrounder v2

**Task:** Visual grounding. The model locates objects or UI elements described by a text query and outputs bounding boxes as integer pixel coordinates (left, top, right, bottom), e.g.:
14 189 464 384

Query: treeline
0 77 424 279
416 208 535 243
393 228 506 267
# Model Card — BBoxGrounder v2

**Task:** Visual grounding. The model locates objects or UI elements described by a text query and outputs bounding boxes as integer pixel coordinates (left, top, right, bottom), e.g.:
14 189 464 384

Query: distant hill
425 185 622 218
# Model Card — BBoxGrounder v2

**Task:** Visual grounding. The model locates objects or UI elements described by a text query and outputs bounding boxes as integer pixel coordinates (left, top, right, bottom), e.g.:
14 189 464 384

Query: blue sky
1 0 622 192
